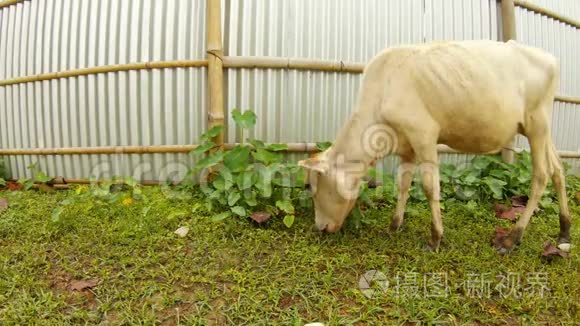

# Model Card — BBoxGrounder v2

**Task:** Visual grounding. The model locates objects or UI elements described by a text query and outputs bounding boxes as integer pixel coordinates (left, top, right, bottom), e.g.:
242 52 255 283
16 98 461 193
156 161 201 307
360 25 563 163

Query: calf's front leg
390 156 415 232
419 159 443 251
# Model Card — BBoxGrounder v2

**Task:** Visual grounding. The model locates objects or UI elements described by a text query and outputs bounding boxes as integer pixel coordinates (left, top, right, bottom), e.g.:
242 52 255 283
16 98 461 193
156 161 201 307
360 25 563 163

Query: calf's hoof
557 236 570 245
388 220 403 234
493 228 522 255
424 239 441 253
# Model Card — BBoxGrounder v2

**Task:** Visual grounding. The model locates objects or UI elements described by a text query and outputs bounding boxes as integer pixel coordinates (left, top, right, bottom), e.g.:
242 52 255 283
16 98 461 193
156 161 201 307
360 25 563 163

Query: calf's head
298 151 364 233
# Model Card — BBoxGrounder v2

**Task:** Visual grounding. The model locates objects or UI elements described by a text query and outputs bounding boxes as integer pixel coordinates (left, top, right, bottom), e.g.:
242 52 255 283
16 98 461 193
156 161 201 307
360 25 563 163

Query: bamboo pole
0 143 577 157
0 0 24 9
0 145 199 155
500 0 518 164
0 143 318 155
223 56 366 73
0 60 208 87
206 0 225 146
555 95 580 105
514 0 580 29
2 56 577 105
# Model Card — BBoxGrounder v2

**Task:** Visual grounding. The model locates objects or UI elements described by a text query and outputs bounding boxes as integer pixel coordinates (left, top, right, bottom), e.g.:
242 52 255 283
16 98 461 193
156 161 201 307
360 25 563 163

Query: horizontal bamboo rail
514 0 580 29
1 56 578 105
0 0 24 9
0 143 316 155
223 56 366 73
0 145 199 155
555 95 580 105
8 178 167 187
0 143 578 158
0 60 208 87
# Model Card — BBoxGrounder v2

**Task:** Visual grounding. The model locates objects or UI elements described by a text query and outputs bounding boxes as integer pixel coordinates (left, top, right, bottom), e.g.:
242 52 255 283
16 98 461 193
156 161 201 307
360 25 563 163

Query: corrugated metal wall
222 0 503 175
527 0 580 20
513 4 580 172
0 0 578 180
0 0 208 180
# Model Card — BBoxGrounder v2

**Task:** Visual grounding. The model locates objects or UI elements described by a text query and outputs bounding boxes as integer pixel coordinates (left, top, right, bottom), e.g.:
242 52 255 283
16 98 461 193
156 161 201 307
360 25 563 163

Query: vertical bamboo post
206 0 225 146
501 0 517 164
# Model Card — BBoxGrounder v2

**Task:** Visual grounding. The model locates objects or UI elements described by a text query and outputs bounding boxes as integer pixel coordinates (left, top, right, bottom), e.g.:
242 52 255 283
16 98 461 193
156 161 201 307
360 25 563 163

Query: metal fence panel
0 0 579 180
0 0 207 180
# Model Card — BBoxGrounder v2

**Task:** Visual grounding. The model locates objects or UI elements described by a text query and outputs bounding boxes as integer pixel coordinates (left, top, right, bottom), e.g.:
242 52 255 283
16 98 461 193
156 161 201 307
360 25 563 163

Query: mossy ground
0 180 578 325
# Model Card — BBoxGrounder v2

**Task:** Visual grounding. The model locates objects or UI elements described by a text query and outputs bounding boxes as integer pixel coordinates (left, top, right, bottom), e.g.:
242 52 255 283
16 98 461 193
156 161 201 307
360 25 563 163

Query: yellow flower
122 198 134 206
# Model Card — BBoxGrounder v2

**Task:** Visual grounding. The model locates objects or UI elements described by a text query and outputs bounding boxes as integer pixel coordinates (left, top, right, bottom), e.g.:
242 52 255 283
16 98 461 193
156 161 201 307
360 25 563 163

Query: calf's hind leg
497 115 551 253
547 142 571 244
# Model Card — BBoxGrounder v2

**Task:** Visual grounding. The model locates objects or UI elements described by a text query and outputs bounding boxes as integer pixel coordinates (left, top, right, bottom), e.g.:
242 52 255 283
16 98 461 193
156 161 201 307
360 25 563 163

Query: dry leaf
510 195 528 207
250 211 271 224
492 227 511 248
541 241 568 260
7 181 22 191
574 191 580 205
0 198 8 212
494 203 525 221
68 279 100 291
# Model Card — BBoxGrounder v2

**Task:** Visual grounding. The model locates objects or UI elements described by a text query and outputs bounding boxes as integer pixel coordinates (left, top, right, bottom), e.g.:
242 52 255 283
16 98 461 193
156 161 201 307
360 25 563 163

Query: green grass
0 181 578 325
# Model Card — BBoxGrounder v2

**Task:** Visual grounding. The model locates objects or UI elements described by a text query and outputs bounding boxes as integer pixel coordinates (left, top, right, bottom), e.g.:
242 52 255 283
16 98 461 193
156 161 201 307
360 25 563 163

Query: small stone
304 323 325 326
174 226 189 238
557 243 571 253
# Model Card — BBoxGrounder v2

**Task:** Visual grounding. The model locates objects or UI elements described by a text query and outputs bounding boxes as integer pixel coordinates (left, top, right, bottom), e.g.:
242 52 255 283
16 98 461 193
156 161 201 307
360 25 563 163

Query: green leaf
51 206 64 222
211 211 231 222
462 171 479 185
483 177 507 199
193 150 225 171
236 171 256 190
276 200 295 214
224 146 251 172
0 178 6 187
252 148 282 165
457 186 477 201
472 156 492 170
208 189 223 200
231 206 247 217
232 109 257 129
228 191 241 206
190 142 216 156
266 143 288 152
465 200 478 211
201 125 224 141
18 178 34 191
316 141 332 151
283 215 295 228
248 139 266 150
539 197 554 209
205 200 214 212
489 169 508 179
212 176 226 191
245 192 258 206
219 166 234 182
34 171 52 183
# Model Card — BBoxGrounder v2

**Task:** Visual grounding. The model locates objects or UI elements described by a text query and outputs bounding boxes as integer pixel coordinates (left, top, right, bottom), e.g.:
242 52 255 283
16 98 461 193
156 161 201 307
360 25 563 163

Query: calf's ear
298 158 328 174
